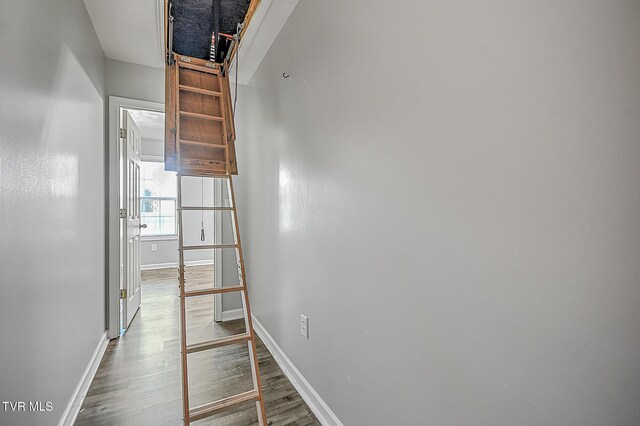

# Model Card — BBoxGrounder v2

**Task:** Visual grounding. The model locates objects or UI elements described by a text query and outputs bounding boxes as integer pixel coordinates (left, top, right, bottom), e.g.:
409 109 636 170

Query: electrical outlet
300 314 308 339
151 244 157 252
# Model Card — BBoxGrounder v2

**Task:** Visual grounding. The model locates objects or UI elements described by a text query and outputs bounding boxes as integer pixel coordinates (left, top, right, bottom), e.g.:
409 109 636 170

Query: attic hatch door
165 55 237 175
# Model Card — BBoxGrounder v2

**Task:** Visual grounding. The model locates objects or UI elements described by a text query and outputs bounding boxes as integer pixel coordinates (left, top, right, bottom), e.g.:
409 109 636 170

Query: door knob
140 224 148 229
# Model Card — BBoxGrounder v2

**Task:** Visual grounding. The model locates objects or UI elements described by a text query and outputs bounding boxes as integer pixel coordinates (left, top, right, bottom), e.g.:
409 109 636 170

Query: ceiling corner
230 0 299 85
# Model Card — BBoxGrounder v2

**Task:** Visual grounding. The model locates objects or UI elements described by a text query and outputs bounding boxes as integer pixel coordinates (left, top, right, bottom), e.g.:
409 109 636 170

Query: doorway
108 97 223 338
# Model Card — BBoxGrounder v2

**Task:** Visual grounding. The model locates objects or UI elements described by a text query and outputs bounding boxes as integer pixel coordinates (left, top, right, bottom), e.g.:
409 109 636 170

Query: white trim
141 154 165 162
141 259 213 271
141 235 178 242
220 308 244 322
108 96 165 339
229 0 299 85
154 0 165 68
58 332 108 426
252 316 343 426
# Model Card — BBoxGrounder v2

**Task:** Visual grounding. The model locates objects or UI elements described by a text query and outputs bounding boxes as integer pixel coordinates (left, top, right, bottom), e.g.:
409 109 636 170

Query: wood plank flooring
76 267 319 425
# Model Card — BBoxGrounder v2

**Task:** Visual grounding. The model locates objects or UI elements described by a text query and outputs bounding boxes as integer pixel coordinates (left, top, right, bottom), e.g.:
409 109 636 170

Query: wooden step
176 170 231 178
186 333 251 354
185 285 245 298
179 111 224 121
178 60 220 74
179 139 227 149
181 244 238 251
189 389 260 422
179 84 222 97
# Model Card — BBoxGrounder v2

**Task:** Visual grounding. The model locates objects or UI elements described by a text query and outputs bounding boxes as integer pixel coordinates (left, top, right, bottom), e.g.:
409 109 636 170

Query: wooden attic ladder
168 54 267 425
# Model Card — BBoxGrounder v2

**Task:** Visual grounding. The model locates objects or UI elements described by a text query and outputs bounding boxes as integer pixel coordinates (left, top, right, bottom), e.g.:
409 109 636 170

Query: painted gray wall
0 0 106 425
141 137 164 157
106 59 164 103
141 236 179 267
221 189 243 311
238 1 640 425
222 84 247 312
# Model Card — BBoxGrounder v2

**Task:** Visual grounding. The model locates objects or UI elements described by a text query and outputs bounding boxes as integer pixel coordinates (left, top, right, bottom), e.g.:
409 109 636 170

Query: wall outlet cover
151 243 157 251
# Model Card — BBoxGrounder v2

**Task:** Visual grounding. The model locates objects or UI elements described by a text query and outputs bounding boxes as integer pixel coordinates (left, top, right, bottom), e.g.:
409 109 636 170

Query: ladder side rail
173 58 267 425
218 70 268 426
175 60 192 425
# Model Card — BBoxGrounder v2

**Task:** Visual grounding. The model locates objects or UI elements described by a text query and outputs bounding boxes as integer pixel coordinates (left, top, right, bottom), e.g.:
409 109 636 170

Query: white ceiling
84 0 164 69
128 109 164 141
84 0 299 82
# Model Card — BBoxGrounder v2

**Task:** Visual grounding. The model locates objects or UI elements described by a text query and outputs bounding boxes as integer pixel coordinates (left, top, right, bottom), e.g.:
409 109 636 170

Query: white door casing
123 110 143 329
109 97 164 340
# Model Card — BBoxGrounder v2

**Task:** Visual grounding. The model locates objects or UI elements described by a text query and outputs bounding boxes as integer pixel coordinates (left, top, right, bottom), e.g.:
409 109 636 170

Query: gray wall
0 0 106 425
106 59 164 103
141 137 164 157
238 1 640 425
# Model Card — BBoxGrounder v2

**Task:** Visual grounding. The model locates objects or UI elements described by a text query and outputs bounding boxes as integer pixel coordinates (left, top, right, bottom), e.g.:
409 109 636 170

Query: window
140 161 177 237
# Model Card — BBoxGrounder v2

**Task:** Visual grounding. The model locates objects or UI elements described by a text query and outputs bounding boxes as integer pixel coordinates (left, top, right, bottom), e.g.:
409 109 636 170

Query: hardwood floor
76 267 319 425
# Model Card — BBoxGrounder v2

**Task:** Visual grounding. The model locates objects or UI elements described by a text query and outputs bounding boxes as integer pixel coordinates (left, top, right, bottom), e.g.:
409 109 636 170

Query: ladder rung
181 244 238 251
178 61 220 74
180 206 234 211
179 139 227 149
186 333 251 354
178 85 222 97
185 285 245 298
179 111 224 121
177 172 231 178
189 389 260 422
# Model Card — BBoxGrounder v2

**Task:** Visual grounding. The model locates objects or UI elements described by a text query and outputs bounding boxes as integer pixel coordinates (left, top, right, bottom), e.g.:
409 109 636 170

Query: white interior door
123 110 143 329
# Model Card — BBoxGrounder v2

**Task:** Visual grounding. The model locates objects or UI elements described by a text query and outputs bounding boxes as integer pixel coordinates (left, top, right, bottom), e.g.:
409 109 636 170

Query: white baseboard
251 316 343 426
221 308 244 321
141 259 213 271
58 332 109 426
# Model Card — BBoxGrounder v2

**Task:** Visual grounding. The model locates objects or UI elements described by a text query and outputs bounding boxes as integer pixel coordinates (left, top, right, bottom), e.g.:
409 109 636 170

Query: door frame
108 96 165 339
122 110 143 331
108 96 224 338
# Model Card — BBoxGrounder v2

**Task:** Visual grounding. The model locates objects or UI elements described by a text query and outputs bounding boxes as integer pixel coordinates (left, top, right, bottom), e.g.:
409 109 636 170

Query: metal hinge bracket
120 289 127 299
120 208 127 219
119 128 127 138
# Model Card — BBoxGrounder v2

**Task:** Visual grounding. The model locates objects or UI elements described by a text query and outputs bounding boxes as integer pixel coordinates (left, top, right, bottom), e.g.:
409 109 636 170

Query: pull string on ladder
174 55 267 425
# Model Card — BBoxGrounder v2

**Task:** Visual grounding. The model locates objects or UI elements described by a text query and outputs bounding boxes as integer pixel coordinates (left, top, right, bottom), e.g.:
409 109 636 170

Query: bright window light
140 161 177 237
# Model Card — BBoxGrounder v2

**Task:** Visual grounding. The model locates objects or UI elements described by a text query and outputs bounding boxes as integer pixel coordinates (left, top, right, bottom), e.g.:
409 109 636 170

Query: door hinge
120 208 127 219
119 128 127 138
120 289 127 299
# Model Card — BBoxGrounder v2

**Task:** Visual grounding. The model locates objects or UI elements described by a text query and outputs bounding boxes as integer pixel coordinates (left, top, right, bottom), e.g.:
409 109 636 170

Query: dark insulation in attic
172 0 251 62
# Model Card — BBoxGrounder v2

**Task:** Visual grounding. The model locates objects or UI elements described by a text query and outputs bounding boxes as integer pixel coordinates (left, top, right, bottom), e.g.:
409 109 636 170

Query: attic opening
169 0 253 63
